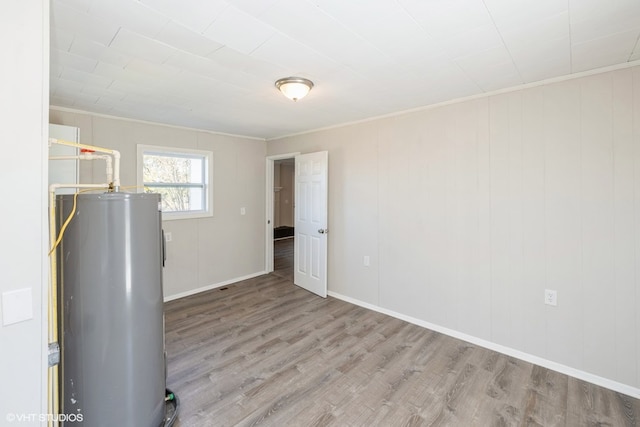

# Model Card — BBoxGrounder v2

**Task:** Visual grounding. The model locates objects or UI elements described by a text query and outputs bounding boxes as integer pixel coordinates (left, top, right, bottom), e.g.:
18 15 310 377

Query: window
137 145 213 220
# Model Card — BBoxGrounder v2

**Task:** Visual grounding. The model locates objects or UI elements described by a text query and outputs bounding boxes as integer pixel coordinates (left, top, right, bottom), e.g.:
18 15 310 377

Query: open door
294 151 328 297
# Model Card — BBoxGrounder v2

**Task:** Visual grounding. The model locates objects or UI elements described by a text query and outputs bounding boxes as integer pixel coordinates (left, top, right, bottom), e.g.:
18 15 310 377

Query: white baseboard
328 290 640 399
164 271 267 302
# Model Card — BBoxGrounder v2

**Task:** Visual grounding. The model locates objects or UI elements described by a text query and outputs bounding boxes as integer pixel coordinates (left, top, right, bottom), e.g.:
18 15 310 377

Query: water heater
56 192 166 426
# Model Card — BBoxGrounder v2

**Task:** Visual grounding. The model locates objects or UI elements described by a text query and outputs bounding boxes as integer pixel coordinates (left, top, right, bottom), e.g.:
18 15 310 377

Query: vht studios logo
6 412 83 423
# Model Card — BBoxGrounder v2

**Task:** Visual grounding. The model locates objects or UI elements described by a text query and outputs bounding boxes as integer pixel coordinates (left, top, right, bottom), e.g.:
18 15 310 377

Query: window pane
148 186 205 213
143 154 204 184
138 144 212 219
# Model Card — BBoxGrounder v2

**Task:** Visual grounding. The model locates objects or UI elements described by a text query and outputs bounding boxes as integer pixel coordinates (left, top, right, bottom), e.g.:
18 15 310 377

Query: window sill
162 211 213 221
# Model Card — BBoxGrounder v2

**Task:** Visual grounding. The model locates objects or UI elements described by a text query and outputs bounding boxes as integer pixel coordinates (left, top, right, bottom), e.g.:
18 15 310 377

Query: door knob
317 228 328 234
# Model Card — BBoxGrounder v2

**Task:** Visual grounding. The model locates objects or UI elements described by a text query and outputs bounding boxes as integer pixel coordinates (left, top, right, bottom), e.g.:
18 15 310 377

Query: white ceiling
50 0 640 140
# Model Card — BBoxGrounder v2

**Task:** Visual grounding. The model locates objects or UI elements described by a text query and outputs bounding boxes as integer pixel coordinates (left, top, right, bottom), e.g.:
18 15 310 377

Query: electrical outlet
240 207 246 215
165 232 172 242
544 289 557 306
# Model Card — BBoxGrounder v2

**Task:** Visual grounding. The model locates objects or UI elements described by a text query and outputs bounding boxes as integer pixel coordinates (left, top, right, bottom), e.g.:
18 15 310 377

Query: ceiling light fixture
275 77 314 101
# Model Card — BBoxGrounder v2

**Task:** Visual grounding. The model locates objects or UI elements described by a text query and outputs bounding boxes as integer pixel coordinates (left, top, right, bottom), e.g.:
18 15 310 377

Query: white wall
49 110 267 299
274 162 281 227
0 0 48 423
276 161 294 227
281 162 294 227
267 66 640 394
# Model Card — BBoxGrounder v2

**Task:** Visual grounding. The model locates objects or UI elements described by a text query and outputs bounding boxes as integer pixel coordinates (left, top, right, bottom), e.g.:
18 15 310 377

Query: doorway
265 151 329 297
265 153 299 280
273 158 295 239
273 158 295 281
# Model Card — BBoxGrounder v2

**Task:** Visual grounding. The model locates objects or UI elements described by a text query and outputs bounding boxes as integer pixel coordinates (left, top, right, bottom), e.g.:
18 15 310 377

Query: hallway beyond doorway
273 238 293 282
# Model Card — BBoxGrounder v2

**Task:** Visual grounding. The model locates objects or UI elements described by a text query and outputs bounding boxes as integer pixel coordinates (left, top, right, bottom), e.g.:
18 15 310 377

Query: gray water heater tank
56 192 165 427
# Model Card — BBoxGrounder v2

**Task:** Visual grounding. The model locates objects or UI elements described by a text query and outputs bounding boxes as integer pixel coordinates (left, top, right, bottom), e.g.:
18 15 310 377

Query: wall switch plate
544 289 557 306
165 232 172 242
363 256 370 267
240 207 246 215
2 288 33 326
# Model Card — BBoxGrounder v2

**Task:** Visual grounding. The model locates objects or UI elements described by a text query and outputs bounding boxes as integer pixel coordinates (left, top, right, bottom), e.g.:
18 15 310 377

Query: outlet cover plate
2 288 33 326
544 289 557 306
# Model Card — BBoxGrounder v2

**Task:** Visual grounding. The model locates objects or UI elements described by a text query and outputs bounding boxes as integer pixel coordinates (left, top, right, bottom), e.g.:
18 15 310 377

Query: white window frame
137 144 213 221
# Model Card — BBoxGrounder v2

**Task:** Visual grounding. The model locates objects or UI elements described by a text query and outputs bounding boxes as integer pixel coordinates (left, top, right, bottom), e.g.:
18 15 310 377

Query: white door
294 151 328 297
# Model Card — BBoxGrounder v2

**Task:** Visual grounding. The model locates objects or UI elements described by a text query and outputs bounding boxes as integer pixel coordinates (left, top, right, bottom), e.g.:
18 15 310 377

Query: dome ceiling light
275 77 314 102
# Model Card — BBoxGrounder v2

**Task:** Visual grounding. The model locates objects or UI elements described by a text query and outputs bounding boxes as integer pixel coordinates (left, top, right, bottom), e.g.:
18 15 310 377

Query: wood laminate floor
165 274 640 426
273 238 294 282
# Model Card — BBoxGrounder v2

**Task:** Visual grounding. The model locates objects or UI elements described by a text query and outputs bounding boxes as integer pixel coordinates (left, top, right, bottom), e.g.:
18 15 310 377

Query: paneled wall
1 0 49 420
267 66 640 392
49 110 267 299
